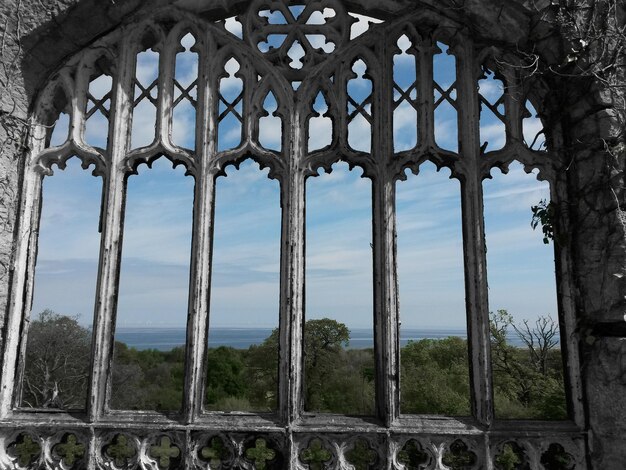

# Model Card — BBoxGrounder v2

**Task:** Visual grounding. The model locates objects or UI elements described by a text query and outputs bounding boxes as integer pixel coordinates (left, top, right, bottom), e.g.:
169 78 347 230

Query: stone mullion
156 35 176 148
183 31 217 424
420 38 434 149
88 36 136 423
0 136 48 416
71 64 90 147
371 175 399 425
281 107 305 425
551 154 586 428
454 40 494 428
242 57 255 147
501 69 522 145
370 30 399 425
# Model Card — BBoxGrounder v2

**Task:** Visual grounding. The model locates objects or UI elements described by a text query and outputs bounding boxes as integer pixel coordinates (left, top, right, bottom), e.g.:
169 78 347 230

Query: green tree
205 346 250 410
312 348 375 415
111 344 185 411
401 336 470 415
513 316 560 376
489 310 566 419
21 310 91 409
110 341 145 409
303 318 351 411
245 329 279 411
241 318 374 414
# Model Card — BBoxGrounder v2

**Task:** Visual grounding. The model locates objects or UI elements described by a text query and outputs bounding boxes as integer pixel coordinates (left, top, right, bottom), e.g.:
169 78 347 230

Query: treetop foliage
21 310 566 419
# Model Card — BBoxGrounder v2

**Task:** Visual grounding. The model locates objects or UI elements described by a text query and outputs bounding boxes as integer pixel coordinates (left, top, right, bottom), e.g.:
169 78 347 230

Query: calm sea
113 327 528 351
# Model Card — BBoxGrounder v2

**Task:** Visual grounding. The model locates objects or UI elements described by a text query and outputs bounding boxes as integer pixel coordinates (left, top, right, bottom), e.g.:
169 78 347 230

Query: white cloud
482 163 558 323
348 13 384 39
49 112 69 147
218 114 243 150
116 259 192 327
394 52 417 88
224 17 243 38
478 77 503 103
348 113 371 152
433 45 456 89
33 85 559 334
116 158 195 327
219 58 243 101
307 167 370 214
305 165 374 327
259 114 282 151
122 160 194 266
305 34 335 52
396 164 459 205
31 259 100 325
172 100 196 149
394 101 418 151
486 226 558 323
287 40 305 69
218 191 277 245
181 32 195 49
485 225 550 254
120 220 193 266
395 168 466 328
257 34 288 53
174 47 198 89
210 281 280 328
397 34 411 52
484 163 550 213
89 75 112 100
33 159 105 324
393 162 557 328
306 8 335 25
307 246 371 275
218 160 273 187
38 160 103 261
308 113 332 152
351 59 368 79
131 100 157 148
523 115 545 150
434 109 458 152
484 183 548 207
210 162 281 327
135 50 159 85
259 9 287 24
84 109 109 149
480 120 506 151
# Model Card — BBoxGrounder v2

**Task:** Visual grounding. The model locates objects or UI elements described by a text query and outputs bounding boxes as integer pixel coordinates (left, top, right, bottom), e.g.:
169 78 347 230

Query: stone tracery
0 0 597 468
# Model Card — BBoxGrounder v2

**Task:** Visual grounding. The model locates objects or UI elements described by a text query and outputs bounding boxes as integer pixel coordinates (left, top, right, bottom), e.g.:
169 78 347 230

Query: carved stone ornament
0 0 594 468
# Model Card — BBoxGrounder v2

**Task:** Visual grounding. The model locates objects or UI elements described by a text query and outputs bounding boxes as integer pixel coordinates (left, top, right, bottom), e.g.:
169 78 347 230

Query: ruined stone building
0 0 624 468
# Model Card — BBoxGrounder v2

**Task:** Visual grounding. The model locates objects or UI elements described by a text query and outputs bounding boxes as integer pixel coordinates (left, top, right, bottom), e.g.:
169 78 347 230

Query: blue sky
31 27 555 333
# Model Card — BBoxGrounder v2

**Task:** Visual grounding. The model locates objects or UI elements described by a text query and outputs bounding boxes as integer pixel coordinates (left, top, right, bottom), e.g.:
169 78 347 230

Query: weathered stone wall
569 105 626 468
572 97 626 469
0 2 29 358
543 2 626 464
586 337 626 467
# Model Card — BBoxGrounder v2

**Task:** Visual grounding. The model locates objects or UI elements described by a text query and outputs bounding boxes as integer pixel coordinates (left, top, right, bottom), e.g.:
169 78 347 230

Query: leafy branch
531 199 556 244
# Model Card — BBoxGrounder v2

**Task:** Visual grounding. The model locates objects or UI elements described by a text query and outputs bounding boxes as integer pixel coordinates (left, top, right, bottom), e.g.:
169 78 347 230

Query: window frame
0 3 587 468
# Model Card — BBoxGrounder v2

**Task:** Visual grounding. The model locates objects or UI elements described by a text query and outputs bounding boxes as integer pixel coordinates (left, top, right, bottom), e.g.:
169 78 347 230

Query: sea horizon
112 326 532 351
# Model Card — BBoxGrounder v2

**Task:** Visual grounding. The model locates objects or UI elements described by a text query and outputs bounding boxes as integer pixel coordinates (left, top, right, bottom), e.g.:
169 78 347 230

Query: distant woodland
21 310 566 420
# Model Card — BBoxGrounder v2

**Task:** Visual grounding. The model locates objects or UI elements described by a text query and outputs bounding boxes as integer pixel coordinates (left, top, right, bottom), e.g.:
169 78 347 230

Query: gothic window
1 2 586 468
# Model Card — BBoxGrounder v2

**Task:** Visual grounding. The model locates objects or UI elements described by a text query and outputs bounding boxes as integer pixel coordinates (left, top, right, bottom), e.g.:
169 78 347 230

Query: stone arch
0 1 624 468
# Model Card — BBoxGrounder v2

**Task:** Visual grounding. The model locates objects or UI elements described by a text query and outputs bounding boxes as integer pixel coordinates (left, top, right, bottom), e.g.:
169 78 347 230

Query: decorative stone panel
0 426 589 469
